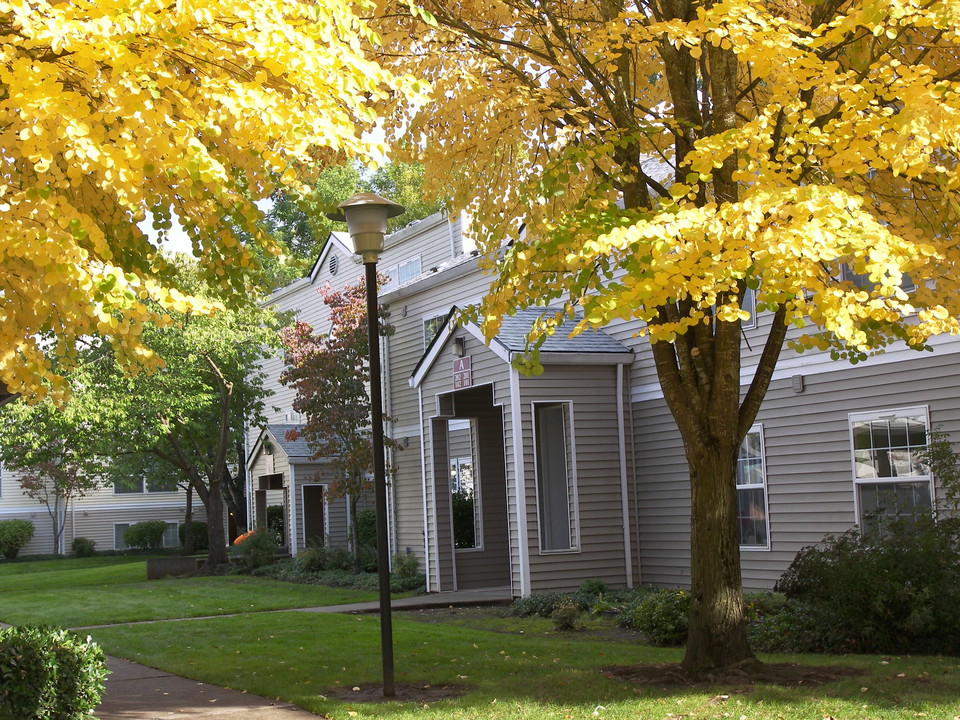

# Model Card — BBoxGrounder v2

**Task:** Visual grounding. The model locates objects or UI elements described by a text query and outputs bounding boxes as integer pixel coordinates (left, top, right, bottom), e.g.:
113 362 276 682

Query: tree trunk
205 477 228 566
349 494 361 575
182 484 194 555
681 440 757 676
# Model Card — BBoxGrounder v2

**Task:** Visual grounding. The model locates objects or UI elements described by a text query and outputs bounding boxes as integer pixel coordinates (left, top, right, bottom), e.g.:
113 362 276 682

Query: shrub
355 508 378 550
71 537 96 558
616 588 690 646
232 529 278 571
577 578 608 598
747 601 855 654
551 598 583 631
772 516 960 654
266 505 284 544
178 522 208 551
123 520 168 550
392 552 420 579
0 625 108 720
0 519 35 560
509 592 566 618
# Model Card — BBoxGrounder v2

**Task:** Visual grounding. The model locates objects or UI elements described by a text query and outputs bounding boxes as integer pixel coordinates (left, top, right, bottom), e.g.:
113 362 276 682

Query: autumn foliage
373 0 960 674
0 0 426 399
280 277 397 570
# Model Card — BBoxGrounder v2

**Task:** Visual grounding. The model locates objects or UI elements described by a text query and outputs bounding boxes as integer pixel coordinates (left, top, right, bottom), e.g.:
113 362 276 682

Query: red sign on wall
453 357 472 389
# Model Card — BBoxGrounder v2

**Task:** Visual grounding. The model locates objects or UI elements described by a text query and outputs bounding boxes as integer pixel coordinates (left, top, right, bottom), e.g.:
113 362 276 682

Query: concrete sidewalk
93 589 512 719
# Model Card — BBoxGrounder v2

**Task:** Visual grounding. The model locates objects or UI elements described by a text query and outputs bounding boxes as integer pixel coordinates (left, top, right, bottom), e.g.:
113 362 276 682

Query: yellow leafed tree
1 0 425 399
374 0 960 675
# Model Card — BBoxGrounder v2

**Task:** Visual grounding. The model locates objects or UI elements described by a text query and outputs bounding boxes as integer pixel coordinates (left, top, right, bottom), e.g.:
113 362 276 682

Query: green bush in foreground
763 516 960 654
0 520 35 560
71 537 96 558
616 588 690 646
0 625 108 720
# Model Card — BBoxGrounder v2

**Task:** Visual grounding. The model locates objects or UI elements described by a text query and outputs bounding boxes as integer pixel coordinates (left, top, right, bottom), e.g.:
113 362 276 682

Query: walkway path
93 589 512 720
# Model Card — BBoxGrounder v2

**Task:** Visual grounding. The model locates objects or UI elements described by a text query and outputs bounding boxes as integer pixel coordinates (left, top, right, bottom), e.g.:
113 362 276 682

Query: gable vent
329 254 339 275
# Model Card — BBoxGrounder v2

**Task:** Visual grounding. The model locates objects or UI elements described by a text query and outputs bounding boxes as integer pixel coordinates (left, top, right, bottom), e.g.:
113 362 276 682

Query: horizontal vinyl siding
634 345 960 591
522 366 630 593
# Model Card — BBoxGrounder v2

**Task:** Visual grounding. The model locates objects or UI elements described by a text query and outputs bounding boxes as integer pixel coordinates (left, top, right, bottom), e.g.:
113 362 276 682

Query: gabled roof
410 306 632 388
493 308 632 354
247 424 327 472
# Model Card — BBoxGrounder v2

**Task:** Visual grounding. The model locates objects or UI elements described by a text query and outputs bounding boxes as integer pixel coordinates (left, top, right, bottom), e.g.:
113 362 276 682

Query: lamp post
327 192 404 698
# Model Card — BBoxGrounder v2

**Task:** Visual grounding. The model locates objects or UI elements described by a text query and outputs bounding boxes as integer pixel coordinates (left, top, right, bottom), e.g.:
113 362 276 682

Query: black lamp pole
327 193 405 698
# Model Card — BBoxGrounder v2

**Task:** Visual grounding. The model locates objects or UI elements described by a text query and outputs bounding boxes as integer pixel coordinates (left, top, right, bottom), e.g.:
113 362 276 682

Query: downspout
447 212 458 259
627 367 643 583
289 464 298 557
509 364 531 597
616 364 634 588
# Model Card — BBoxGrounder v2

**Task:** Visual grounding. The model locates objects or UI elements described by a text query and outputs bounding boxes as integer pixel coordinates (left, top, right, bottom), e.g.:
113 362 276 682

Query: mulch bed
322 682 470 703
601 661 866 689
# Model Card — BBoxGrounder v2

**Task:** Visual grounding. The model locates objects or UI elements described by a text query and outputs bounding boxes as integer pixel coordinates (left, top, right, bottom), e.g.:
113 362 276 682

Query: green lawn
0 557 376 627
5 557 960 720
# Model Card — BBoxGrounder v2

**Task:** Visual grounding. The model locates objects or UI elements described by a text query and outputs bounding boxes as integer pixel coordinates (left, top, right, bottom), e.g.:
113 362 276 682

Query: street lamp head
326 192 405 263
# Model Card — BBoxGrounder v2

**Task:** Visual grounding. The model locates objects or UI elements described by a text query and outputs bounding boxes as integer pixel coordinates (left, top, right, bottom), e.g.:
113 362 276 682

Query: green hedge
0 625 108 720
123 520 168 550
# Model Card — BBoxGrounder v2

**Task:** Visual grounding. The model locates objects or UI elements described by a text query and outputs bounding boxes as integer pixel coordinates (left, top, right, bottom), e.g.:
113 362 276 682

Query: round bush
179 522 208 551
232 529 278 571
0 625 108 720
71 537 96 558
0 519 35 560
616 588 690 646
773 517 960 654
123 520 168 550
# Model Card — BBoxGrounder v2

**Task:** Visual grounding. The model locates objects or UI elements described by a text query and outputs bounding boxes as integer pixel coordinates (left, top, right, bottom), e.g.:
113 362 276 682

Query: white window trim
848 405 932 526
737 424 770 551
532 400 581 554
113 521 180 551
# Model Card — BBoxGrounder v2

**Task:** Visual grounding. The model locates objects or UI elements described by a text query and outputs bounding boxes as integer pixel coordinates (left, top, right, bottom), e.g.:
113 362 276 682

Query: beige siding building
250 210 960 595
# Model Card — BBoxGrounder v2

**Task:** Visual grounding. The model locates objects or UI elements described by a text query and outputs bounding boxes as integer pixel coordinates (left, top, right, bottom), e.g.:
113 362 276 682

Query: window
741 286 757 330
850 407 932 534
380 255 422 293
113 522 180 550
841 263 915 292
423 313 446 349
534 402 578 552
737 426 769 549
114 474 179 494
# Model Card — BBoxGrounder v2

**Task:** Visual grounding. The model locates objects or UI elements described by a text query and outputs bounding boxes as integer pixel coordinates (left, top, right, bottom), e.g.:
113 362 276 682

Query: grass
0 556 377 627
90 610 960 720
5 556 960 720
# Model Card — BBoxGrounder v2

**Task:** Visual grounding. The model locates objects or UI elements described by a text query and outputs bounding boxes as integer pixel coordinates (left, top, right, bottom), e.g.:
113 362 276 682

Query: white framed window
423 313 446 349
849 407 932 534
741 286 757 330
113 522 180 550
737 425 769 549
380 255 422 294
113 475 179 494
533 401 579 552
841 263 915 292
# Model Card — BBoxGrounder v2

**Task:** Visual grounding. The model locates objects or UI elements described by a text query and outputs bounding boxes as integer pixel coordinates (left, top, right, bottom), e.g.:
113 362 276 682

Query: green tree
260 161 444 281
0 399 105 554
85 271 281 567
375 0 960 676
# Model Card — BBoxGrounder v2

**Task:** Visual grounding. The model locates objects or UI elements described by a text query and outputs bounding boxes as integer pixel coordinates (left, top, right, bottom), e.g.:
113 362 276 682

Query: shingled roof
264 424 314 459
491 307 631 355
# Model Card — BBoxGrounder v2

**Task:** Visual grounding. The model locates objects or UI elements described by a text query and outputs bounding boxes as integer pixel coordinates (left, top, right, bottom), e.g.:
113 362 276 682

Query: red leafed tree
279 277 396 572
